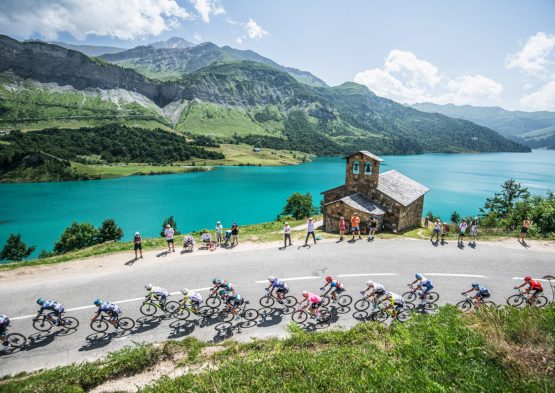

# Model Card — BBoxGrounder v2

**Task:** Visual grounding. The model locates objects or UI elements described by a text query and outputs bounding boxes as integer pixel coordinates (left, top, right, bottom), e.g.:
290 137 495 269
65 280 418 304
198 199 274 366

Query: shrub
280 192 319 219
97 219 124 243
54 221 98 254
0 234 36 262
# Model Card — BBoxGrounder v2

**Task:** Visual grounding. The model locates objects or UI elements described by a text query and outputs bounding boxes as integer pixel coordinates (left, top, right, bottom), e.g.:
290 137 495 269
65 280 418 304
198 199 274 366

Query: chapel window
364 162 372 174
353 161 359 174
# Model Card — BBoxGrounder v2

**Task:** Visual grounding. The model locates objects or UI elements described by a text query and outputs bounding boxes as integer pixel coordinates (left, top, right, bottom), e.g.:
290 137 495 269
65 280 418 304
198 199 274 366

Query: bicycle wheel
284 296 297 307
456 300 472 311
372 310 389 323
354 299 370 311
33 318 52 332
140 302 157 316
535 296 549 308
259 296 274 308
318 308 332 323
90 319 109 332
338 295 352 307
402 292 417 303
291 310 308 323
321 296 330 307
198 306 214 318
218 311 234 323
173 307 191 320
243 308 259 321
118 317 135 331
61 317 79 329
6 333 26 348
207 297 221 308
426 292 440 303
164 301 180 315
507 295 524 307
396 311 411 323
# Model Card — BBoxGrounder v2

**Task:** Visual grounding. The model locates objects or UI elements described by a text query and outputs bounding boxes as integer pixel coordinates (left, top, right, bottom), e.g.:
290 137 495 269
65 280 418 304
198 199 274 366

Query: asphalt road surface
1 238 553 377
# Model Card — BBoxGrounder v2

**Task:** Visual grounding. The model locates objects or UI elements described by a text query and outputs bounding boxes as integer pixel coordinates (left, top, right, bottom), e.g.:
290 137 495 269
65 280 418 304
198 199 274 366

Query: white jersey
372 283 385 292
390 293 405 304
151 286 168 297
419 277 432 286
188 291 203 303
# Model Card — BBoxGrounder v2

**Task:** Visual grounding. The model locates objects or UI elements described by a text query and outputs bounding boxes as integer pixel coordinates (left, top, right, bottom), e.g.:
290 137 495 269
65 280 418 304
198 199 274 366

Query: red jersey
528 280 542 290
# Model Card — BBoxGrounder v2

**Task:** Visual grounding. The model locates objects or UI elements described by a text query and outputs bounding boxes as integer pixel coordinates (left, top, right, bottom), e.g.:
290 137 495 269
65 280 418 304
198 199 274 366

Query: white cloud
235 38 242 44
523 83 533 90
0 0 194 41
190 0 224 23
194 33 202 41
519 81 555 111
354 50 503 105
506 32 555 78
246 19 268 40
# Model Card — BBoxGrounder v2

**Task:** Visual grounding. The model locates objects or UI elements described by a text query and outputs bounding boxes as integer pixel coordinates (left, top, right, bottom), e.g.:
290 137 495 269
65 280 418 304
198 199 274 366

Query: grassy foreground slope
1 307 553 392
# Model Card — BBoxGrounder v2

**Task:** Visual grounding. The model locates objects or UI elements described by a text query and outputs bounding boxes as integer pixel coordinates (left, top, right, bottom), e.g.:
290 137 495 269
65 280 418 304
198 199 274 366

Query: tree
38 249 56 259
160 216 181 237
54 221 98 254
280 192 319 219
450 211 461 224
480 179 530 219
97 219 124 243
0 234 36 262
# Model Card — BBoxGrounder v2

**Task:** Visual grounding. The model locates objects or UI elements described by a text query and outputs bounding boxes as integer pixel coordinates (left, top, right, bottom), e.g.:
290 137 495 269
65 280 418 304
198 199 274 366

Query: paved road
0 238 553 377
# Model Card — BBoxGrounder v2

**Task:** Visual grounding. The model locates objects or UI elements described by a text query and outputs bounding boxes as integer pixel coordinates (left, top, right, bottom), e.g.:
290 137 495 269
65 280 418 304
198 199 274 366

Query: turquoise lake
1 150 554 260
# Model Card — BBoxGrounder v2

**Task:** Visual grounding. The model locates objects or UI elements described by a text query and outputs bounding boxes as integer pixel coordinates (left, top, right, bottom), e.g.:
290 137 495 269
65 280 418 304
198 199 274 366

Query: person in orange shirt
351 213 361 240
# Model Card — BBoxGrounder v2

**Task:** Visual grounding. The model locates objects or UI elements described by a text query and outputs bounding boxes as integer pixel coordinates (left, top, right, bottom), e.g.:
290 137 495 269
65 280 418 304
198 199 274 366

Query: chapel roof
377 170 429 207
342 151 385 162
325 192 386 215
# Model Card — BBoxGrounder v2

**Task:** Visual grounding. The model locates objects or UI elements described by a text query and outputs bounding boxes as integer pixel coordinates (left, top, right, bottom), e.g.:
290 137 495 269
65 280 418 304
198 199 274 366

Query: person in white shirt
430 219 441 242
164 224 175 252
284 222 292 247
304 217 317 245
458 219 468 243
470 218 478 243
215 221 223 245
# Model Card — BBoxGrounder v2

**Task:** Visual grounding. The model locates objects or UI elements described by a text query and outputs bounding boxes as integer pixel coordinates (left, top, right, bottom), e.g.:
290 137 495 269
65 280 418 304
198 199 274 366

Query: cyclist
180 288 203 314
34 298 64 326
267 276 289 304
210 279 234 297
361 281 386 310
378 291 406 319
0 315 10 350
409 274 434 305
462 283 490 308
514 276 543 306
221 290 244 321
322 276 345 302
91 300 121 333
145 284 169 315
298 291 324 320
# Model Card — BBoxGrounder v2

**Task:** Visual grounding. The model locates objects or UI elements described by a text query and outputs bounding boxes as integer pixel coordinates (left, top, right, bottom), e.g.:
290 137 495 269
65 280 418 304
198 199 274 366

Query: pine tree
0 234 37 263
160 216 182 237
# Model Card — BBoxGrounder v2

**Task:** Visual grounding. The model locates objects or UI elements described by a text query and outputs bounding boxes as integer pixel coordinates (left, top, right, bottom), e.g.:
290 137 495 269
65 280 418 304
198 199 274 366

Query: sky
1 0 554 111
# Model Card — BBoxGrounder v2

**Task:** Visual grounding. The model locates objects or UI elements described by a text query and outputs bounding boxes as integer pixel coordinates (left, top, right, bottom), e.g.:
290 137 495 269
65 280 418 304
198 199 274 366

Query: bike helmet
268 276 275 282
94 299 102 306
145 283 153 290
524 276 532 281
37 298 45 305
384 291 392 297
213 279 218 284
415 274 422 279
181 289 189 295
302 291 309 297
366 281 373 286
218 289 227 297
326 276 332 282
471 283 479 288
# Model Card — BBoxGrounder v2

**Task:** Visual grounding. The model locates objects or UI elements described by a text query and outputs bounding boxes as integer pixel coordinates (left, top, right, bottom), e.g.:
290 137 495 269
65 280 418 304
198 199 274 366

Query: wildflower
459 352 462 356
543 358 547 362
483 351 487 354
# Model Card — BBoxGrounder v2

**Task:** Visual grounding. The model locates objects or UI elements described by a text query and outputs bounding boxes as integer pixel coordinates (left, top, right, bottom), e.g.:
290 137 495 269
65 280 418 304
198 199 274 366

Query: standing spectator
284 222 292 247
231 222 239 246
458 219 467 244
304 217 317 245
351 213 361 240
518 217 534 243
430 219 440 242
133 232 143 259
470 217 479 244
424 216 429 228
164 224 175 252
339 217 346 241
367 215 377 240
441 222 449 242
215 221 223 245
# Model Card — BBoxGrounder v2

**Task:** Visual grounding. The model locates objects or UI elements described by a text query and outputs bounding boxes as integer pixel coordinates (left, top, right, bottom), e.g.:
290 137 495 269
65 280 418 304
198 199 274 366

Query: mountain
100 42 328 87
148 37 195 49
38 41 126 57
0 35 530 157
408 102 555 149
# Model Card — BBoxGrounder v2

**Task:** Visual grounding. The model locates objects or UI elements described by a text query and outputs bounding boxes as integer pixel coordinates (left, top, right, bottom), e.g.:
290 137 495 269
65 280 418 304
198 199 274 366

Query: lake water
1 150 554 260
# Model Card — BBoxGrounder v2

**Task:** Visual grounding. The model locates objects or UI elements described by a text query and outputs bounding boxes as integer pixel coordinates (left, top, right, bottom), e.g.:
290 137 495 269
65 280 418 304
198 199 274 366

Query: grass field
200 144 308 166
1 118 174 133
71 162 213 179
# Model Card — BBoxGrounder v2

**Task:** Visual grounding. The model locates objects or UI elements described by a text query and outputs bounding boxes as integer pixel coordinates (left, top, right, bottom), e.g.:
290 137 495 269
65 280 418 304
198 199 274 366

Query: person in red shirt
514 276 543 306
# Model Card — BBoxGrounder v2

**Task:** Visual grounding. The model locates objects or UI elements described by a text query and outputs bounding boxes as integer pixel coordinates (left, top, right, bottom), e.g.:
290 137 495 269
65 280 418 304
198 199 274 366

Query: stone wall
344 153 381 196
324 201 384 232
398 195 424 231
322 185 346 205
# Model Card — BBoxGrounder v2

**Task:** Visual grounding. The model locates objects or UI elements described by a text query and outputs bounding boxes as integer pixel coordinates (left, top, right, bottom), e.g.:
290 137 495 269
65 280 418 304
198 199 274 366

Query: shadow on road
22 329 77 352
135 316 164 333
79 332 113 351
257 308 284 328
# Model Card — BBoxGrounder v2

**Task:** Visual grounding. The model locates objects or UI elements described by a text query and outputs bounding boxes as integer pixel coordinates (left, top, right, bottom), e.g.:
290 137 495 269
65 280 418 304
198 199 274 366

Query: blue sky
1 0 554 111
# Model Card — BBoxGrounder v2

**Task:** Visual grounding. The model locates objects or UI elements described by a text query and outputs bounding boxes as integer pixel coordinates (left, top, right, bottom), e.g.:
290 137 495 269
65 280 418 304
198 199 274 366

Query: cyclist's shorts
191 300 201 307
478 292 490 299
48 307 64 316
332 287 345 294
231 299 243 310
310 302 321 310
276 287 289 295
155 295 167 303
374 289 385 297
108 311 120 321
531 288 543 297
422 285 433 295
394 302 405 311
0 319 8 334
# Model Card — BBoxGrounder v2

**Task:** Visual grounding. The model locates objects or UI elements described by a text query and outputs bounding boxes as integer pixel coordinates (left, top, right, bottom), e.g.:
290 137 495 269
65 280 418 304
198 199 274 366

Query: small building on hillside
321 151 429 232
252 148 261 152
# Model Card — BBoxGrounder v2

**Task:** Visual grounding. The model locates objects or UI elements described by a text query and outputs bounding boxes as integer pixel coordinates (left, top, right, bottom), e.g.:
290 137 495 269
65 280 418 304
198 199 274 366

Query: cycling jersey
40 300 63 312
186 291 203 303
475 286 489 296
307 293 322 303
216 280 234 291
528 280 543 290
99 302 120 315
418 277 433 287
272 279 286 288
372 283 385 292
389 293 405 305
0 315 8 325
149 287 168 297
330 280 343 289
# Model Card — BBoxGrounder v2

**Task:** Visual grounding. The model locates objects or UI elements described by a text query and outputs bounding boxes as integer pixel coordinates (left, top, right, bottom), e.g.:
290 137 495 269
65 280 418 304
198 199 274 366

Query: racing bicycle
354 292 381 311
402 284 440 303
140 296 179 316
172 301 215 320
90 314 135 333
506 288 549 308
291 305 332 323
218 301 259 323
206 293 223 308
33 312 79 331
1 328 27 349
371 302 411 323
259 288 297 308
456 293 496 311
319 288 352 307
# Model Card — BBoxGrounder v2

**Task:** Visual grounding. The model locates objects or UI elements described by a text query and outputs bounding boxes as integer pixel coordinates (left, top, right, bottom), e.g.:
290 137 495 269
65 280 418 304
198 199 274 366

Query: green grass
2 306 553 392
202 144 308 166
71 163 213 179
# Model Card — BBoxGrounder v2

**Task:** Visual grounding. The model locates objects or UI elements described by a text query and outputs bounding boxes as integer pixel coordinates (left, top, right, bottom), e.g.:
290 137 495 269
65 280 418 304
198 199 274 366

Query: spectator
458 219 467 244
184 235 196 251
304 217 317 245
424 216 429 228
284 221 292 247
133 232 143 259
164 224 175 252
367 215 377 240
518 217 534 243
231 222 239 246
339 217 346 241
470 217 479 244
430 219 440 242
441 222 449 242
215 221 223 245
351 213 361 240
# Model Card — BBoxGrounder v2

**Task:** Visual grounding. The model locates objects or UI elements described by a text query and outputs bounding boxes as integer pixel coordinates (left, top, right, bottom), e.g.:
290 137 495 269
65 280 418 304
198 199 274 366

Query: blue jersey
477 286 489 294
99 302 120 314
419 277 432 286
330 280 343 289
273 279 286 288
41 300 63 312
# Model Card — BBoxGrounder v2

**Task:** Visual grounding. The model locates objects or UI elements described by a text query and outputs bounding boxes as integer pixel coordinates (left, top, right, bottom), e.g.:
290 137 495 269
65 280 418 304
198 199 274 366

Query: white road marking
10 288 211 320
255 277 320 283
338 273 397 277
423 274 487 278
512 277 551 282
